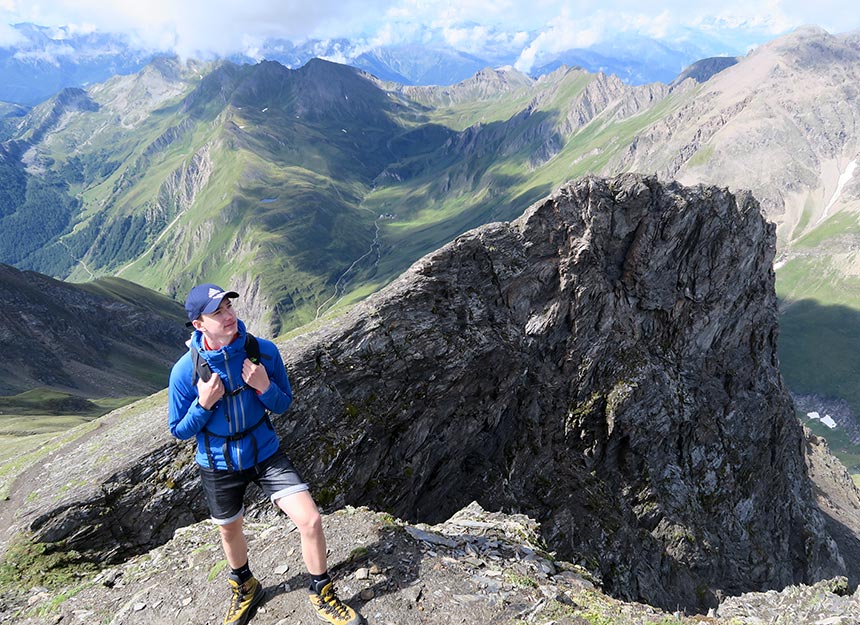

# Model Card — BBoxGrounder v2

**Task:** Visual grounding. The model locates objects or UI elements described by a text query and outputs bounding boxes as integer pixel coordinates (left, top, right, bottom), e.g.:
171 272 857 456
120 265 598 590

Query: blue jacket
168 320 293 471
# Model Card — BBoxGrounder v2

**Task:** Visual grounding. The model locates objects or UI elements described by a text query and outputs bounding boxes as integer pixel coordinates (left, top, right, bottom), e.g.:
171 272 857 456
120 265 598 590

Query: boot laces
319 585 352 619
225 580 253 621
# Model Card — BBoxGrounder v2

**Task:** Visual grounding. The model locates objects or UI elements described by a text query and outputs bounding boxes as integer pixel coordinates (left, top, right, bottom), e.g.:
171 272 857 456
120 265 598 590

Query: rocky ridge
2 175 860 622
6 502 860 625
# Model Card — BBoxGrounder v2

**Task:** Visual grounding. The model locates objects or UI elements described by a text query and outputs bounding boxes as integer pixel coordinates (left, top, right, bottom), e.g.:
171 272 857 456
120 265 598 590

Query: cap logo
208 287 223 298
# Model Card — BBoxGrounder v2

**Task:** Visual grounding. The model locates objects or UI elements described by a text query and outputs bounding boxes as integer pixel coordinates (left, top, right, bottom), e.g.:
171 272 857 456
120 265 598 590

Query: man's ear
191 318 204 330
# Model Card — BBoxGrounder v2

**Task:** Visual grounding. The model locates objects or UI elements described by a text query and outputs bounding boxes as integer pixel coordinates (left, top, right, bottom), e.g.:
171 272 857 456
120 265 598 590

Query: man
168 284 362 625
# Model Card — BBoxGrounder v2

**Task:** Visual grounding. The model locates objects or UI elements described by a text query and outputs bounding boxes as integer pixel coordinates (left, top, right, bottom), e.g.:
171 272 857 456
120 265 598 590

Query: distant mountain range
2 26 860 425
0 22 746 106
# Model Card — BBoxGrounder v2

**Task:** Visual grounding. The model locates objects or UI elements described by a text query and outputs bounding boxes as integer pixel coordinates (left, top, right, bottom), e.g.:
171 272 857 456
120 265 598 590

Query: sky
0 0 859 72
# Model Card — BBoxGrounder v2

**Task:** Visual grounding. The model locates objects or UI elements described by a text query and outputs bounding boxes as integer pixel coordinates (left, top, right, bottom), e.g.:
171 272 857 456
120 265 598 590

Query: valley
1 28 860 473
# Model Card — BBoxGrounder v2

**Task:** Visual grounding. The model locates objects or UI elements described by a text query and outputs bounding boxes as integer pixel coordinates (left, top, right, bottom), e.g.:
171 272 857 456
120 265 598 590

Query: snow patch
807 410 837 429
817 160 857 225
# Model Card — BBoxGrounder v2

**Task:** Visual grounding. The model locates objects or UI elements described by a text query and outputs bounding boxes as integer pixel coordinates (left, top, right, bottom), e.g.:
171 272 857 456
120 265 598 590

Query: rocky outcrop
2 175 855 613
277 174 847 609
153 142 212 218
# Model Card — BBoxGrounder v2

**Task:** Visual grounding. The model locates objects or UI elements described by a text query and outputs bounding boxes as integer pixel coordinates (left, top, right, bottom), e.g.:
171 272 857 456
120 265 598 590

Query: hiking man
168 284 362 625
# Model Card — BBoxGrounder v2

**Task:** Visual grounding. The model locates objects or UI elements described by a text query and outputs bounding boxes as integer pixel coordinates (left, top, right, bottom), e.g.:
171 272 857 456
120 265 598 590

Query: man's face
192 297 238 342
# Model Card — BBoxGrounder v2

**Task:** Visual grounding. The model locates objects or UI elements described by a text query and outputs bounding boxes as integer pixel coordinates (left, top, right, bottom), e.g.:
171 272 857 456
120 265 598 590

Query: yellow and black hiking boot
224 576 265 625
309 581 363 625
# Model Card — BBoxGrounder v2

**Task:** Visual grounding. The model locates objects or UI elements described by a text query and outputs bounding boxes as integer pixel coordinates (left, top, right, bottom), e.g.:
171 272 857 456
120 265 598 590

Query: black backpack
190 333 263 384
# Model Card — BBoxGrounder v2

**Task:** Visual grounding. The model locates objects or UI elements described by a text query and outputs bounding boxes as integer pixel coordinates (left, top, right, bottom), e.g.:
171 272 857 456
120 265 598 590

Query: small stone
274 564 290 575
539 585 561 600
402 584 423 605
405 526 458 547
27 592 50 606
452 594 482 604
360 588 375 601
133 602 146 611
181 596 193 606
355 567 370 580
369 563 382 575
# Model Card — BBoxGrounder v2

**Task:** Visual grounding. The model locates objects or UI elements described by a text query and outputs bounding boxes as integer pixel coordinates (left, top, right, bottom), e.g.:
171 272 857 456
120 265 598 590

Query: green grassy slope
4 59 687 336
5 55 860 479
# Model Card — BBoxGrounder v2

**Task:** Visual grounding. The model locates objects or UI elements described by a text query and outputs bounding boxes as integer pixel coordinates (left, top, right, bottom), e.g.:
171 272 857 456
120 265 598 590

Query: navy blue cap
184 284 239 324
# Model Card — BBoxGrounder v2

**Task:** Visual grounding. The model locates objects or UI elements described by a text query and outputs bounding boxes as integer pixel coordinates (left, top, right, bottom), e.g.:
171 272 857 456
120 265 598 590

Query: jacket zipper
222 349 241 471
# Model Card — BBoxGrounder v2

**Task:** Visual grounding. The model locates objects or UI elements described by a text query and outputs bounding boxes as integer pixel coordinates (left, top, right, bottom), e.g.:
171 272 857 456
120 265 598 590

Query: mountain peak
670 56 738 86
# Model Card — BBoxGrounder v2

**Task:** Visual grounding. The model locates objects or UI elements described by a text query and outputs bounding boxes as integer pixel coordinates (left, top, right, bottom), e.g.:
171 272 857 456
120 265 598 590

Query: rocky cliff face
2 175 855 614
278 173 846 609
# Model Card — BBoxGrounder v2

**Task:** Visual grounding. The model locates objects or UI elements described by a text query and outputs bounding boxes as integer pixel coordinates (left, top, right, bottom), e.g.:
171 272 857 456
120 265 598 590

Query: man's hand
242 358 271 393
197 374 224 410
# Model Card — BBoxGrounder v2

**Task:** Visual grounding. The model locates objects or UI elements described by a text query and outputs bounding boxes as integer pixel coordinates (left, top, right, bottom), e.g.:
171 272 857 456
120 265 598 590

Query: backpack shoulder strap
244 333 270 364
191 334 267 385
190 345 212 384
244 333 261 364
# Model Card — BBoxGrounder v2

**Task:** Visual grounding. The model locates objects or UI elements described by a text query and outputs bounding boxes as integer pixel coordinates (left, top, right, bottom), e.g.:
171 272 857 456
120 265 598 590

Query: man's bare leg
276 490 326 574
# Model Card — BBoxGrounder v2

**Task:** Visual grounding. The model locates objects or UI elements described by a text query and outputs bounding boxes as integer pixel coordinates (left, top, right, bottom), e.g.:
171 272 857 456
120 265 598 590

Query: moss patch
0 532 97 592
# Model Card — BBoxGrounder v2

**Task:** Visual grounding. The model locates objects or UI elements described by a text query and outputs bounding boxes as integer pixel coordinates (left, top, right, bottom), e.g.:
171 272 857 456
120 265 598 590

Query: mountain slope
3 28 860 424
0 263 187 397
3 56 680 335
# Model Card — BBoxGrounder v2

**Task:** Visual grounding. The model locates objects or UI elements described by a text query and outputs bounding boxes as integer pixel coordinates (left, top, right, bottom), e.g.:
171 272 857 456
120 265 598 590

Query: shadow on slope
778 298 860 423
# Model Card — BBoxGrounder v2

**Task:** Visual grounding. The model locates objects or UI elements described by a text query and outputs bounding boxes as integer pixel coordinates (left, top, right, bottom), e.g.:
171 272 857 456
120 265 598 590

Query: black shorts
198 449 309 524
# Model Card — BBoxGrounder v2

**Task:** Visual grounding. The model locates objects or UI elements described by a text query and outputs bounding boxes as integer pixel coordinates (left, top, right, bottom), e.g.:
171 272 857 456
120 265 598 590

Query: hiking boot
309 581 362 625
224 576 265 625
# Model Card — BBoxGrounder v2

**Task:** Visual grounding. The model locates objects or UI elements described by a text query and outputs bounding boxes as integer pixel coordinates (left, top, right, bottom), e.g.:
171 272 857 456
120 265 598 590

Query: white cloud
1 0 402 58
0 20 24 47
1 0 859 63
513 10 609 73
441 24 529 57
13 43 76 66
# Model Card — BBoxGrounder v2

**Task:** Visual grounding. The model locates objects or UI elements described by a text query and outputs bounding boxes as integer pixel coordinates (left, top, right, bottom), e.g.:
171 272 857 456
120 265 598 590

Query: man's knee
296 508 322 537
219 517 244 539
